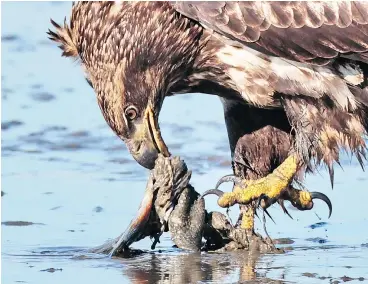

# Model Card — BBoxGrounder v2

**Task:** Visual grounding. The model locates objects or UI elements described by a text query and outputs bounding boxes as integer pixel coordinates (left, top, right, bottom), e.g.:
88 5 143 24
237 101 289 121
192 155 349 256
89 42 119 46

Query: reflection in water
121 251 283 283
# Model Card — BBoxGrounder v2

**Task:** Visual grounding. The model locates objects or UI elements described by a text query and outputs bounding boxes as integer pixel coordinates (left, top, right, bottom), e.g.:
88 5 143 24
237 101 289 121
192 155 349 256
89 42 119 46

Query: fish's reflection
120 250 284 283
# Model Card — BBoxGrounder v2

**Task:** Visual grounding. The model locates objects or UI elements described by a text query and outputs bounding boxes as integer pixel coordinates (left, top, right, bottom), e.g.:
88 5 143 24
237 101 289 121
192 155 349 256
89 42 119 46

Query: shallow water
2 2 368 284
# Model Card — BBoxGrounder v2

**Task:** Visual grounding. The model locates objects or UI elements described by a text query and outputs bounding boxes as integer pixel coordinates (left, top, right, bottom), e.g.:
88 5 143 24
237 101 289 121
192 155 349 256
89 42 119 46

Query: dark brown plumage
48 2 367 203
175 1 368 64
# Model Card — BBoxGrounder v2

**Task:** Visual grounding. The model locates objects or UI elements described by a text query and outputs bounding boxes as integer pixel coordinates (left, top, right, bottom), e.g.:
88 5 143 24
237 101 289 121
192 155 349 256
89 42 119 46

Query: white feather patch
337 64 364 85
216 44 358 110
110 1 124 17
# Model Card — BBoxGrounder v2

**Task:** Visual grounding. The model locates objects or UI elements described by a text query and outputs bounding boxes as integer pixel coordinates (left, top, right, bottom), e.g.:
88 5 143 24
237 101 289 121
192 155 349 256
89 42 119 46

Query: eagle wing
173 1 368 180
173 1 368 65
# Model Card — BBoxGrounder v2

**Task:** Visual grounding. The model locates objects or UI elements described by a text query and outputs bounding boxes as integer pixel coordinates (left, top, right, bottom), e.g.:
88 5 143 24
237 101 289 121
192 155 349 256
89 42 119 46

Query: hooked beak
127 106 170 169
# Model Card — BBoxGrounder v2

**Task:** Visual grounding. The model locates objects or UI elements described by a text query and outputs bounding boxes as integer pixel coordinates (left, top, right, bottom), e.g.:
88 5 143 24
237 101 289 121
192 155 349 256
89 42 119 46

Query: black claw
215 174 243 189
310 191 332 218
278 199 293 220
201 189 224 199
254 209 261 221
264 209 276 224
255 194 276 224
225 207 233 225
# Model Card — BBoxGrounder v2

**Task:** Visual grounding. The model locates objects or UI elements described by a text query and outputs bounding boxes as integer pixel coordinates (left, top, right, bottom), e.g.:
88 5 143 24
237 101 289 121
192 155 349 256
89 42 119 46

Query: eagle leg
240 204 255 230
203 155 298 208
202 157 333 221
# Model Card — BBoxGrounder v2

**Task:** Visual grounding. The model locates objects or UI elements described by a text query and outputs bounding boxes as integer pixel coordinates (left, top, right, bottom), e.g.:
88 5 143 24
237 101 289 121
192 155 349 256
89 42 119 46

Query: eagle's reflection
121 250 284 283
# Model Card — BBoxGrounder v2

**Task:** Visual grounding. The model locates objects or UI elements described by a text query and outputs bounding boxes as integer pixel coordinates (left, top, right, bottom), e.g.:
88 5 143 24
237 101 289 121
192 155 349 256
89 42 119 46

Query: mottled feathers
48 1 368 186
173 1 368 64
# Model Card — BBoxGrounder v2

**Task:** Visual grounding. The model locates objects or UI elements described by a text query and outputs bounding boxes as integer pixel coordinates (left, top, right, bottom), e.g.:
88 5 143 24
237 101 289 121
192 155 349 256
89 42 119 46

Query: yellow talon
282 186 332 217
201 153 332 236
216 155 298 208
299 191 312 206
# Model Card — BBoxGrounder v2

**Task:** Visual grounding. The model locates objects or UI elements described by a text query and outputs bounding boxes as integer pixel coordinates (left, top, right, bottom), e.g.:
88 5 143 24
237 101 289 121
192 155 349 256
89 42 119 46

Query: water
2 2 368 283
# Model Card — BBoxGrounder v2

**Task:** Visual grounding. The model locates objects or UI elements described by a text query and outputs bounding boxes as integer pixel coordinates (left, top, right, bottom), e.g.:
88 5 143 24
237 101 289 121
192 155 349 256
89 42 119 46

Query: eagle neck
170 34 243 101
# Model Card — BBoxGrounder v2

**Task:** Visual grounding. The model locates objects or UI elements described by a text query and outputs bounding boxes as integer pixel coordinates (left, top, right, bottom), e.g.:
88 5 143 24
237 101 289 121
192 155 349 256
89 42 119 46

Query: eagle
48 2 367 237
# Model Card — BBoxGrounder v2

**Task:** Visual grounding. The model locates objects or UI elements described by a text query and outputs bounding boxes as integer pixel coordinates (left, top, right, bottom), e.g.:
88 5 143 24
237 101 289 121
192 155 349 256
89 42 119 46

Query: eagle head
48 2 203 169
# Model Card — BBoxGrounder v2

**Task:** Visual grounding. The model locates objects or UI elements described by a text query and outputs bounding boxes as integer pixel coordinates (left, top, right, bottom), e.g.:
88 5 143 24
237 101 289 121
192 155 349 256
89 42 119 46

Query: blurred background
2 2 368 284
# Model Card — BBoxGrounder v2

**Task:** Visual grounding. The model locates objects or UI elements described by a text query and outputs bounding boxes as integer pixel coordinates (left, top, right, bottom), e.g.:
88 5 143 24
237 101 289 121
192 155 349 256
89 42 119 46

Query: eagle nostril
135 141 142 153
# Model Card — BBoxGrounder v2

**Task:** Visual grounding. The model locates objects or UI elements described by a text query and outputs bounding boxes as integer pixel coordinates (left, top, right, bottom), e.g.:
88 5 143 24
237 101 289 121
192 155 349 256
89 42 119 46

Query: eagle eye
125 106 138 121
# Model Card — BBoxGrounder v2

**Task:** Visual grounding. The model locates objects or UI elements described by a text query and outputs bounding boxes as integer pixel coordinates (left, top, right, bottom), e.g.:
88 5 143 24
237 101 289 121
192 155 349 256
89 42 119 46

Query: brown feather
266 2 294 28
239 2 265 28
321 2 339 25
49 1 368 189
351 1 368 25
282 96 367 185
47 18 78 58
174 1 368 65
